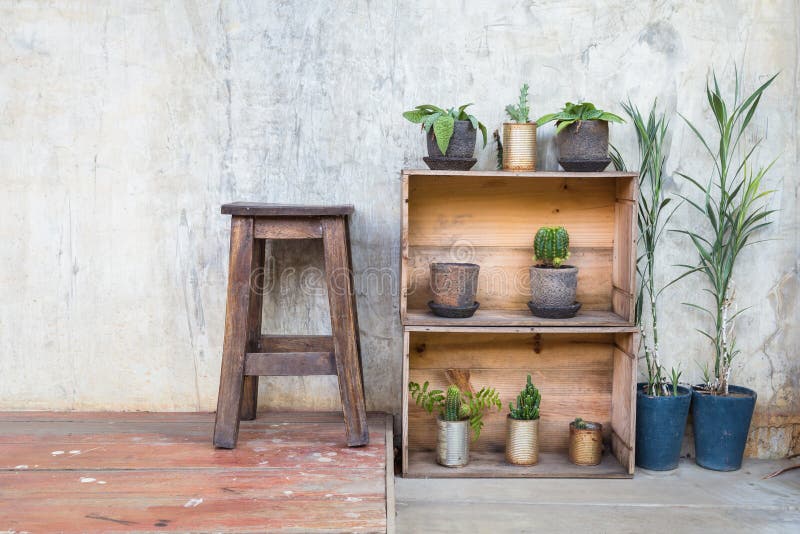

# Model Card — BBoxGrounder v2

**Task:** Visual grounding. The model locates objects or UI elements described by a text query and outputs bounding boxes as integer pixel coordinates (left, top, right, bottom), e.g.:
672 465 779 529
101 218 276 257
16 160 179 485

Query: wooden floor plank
0 412 390 533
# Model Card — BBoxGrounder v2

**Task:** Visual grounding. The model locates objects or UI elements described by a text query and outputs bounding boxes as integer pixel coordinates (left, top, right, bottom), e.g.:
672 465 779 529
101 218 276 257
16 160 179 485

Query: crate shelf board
402 169 639 180
403 308 635 329
404 450 632 479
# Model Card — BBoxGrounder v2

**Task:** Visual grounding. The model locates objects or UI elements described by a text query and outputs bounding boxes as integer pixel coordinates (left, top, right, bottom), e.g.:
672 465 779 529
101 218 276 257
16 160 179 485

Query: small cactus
533 226 570 267
444 385 462 421
572 417 589 430
509 374 541 420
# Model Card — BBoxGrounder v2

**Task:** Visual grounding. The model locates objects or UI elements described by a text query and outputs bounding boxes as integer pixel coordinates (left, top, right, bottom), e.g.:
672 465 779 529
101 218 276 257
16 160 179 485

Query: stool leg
240 238 266 421
213 216 256 449
322 216 369 446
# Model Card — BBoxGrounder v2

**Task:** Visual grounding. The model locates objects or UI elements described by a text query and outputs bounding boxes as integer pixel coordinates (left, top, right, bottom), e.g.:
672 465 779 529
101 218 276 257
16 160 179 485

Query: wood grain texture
244 352 337 376
404 450 631 479
221 202 354 216
402 170 639 179
322 216 369 447
0 412 391 533
214 216 256 448
403 308 634 328
253 218 323 239
241 238 266 421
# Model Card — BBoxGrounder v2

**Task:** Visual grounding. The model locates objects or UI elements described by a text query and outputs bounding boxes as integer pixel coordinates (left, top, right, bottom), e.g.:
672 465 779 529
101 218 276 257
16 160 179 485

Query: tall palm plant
675 69 778 396
612 101 678 396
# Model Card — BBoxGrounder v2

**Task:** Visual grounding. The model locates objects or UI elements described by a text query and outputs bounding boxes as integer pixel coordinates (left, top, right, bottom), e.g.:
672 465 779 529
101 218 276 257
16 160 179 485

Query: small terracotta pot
568 421 603 466
505 416 539 465
430 262 479 308
502 122 537 171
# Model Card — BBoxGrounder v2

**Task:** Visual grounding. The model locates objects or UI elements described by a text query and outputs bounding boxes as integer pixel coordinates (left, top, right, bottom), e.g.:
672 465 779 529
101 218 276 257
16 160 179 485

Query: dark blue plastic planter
635 383 691 471
691 385 756 471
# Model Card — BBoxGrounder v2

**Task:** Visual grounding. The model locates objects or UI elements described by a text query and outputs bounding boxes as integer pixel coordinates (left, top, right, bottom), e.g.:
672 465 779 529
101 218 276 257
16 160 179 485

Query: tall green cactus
509 374 541 420
444 385 462 421
533 226 570 267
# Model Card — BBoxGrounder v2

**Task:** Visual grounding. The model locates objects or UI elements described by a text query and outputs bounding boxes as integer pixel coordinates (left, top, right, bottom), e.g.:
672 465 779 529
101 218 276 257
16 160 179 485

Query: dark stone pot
429 262 479 308
691 385 756 471
636 383 691 471
529 265 577 307
556 120 609 160
427 120 477 158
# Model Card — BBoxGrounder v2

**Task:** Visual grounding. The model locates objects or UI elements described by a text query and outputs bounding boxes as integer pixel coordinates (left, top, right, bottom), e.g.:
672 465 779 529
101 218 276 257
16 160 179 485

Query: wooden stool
213 202 369 449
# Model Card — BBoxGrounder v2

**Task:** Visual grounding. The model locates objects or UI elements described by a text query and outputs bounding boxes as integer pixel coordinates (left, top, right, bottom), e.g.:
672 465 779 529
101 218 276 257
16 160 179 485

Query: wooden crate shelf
399 169 638 479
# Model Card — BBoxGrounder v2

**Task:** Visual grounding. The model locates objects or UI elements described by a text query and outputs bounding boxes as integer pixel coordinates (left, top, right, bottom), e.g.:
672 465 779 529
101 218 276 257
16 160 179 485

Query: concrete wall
0 0 797 457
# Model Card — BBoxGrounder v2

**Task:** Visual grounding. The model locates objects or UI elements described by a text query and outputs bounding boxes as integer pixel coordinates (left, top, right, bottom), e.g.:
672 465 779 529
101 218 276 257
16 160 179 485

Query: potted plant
505 374 541 466
502 83 537 171
408 381 502 467
536 102 624 171
568 418 603 466
611 100 692 471
528 226 580 318
676 69 778 471
402 104 488 170
428 262 480 318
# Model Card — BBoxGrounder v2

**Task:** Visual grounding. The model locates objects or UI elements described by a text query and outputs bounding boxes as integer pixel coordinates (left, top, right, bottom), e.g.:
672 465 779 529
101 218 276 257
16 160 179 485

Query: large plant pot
429 263 479 317
436 418 470 467
636 383 691 471
568 421 603 466
691 385 756 471
505 416 539 465
528 265 580 318
502 122 537 171
425 120 477 170
556 120 610 172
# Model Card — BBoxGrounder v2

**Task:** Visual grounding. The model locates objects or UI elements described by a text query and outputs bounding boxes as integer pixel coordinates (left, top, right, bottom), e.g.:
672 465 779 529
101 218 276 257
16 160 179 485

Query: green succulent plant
572 417 589 430
509 375 541 420
402 103 488 155
505 83 531 123
537 102 624 133
409 381 502 441
533 226 570 268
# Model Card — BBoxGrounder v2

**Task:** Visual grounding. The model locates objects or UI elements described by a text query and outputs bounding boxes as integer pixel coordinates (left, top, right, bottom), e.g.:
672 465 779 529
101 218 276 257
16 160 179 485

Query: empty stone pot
528 265 580 319
430 262 479 308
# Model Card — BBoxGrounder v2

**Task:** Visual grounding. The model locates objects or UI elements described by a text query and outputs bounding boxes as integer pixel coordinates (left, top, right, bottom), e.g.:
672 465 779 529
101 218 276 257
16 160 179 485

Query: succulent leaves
533 226 570 268
509 374 541 420
505 83 531 123
402 103 488 155
537 102 624 133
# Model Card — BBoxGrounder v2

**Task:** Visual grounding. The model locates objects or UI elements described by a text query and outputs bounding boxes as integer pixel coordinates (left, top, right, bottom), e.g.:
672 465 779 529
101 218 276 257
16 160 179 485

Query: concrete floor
396 459 800 533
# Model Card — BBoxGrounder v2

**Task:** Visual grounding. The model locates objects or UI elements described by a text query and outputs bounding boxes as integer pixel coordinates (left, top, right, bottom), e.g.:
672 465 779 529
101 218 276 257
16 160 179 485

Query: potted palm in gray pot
537 102 624 171
676 69 778 472
403 104 488 170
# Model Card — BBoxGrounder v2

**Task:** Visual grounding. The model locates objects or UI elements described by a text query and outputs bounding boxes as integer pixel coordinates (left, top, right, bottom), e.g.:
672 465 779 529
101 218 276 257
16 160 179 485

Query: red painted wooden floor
0 412 393 533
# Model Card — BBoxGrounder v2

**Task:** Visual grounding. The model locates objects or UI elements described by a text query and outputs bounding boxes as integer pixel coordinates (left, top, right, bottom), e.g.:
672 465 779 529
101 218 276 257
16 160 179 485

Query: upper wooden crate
400 170 638 329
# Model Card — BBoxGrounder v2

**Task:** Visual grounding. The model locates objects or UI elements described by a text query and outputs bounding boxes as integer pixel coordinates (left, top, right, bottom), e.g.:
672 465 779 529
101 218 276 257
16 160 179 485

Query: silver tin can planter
505 416 539 465
436 417 470 467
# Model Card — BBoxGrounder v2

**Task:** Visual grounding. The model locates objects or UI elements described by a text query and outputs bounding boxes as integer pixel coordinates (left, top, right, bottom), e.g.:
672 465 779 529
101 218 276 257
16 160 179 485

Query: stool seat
221 202 354 217
213 203 368 450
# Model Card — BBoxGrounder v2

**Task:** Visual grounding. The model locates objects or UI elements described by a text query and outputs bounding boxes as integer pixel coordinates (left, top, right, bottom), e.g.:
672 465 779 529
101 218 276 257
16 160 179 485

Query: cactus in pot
506 375 542 465
528 226 581 318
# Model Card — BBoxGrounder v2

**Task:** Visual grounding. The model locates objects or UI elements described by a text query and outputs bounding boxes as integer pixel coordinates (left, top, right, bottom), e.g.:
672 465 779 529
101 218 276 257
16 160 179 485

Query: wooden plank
615 175 638 201
403 308 634 328
400 172 409 323
213 216 256 449
221 202 354 216
253 218 323 239
611 339 637 475
259 335 334 353
404 324 639 333
321 217 369 447
385 415 396 534
244 352 336 376
407 176 616 248
407 246 613 311
241 238 266 421
404 450 630 478
401 331 410 475
612 199 637 322
0 411 386 424
402 169 639 179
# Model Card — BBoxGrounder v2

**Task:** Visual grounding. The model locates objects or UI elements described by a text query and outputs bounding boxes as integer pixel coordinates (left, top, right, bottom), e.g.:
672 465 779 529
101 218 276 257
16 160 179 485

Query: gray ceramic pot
556 120 609 160
430 262 480 308
427 120 477 158
529 265 578 307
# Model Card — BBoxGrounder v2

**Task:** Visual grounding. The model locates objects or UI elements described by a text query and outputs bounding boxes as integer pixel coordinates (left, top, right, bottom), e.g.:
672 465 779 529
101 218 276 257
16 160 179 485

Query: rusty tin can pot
568 421 603 466
505 416 539 465
502 122 537 171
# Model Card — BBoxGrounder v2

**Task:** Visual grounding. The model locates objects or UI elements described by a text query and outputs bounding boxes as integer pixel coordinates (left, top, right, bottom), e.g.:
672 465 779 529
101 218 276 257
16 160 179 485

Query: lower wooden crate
401 330 636 478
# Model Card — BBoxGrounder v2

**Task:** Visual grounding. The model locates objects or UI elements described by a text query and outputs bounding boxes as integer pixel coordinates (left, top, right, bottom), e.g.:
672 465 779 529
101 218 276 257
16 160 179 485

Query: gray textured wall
0 1 797 457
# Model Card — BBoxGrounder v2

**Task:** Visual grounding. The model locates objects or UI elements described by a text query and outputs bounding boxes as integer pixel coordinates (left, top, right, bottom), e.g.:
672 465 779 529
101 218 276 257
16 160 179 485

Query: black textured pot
691 385 756 471
556 120 610 171
426 120 477 158
636 383 691 471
